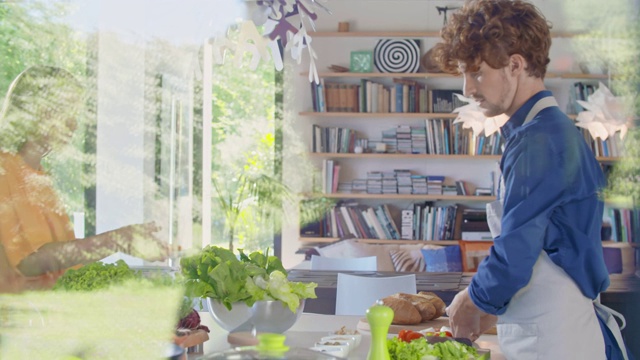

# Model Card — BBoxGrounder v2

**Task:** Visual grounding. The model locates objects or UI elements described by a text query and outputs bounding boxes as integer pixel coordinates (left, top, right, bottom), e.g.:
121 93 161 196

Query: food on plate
321 335 358 352
387 336 488 360
334 326 359 335
379 292 447 324
392 293 436 322
174 310 210 349
421 326 453 338
418 291 447 318
52 260 139 291
332 327 362 347
177 308 210 333
379 297 422 325
398 329 424 342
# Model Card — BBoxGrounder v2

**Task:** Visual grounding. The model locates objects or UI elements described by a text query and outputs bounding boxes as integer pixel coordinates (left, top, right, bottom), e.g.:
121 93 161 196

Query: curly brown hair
431 0 552 78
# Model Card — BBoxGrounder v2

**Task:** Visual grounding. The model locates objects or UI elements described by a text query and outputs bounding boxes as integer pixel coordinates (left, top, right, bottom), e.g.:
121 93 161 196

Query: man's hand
446 288 497 341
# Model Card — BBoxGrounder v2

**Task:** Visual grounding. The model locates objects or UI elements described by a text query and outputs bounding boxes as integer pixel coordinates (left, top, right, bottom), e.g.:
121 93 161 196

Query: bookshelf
303 71 609 80
308 153 501 160
300 111 579 120
308 31 587 38
306 193 495 202
291 26 620 250
299 111 457 119
299 237 460 246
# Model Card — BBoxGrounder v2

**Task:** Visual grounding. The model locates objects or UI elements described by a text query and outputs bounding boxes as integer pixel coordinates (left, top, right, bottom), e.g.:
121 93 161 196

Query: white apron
486 96 627 360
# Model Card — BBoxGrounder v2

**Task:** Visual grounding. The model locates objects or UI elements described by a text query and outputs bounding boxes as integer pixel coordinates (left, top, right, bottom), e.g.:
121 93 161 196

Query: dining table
194 310 505 359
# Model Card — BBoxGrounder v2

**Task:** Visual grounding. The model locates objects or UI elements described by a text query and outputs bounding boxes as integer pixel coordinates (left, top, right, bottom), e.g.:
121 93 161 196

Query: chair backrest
310 255 377 271
335 273 417 316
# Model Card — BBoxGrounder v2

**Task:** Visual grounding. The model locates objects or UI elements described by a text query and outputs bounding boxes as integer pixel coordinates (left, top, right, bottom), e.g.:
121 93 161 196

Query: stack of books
427 175 445 195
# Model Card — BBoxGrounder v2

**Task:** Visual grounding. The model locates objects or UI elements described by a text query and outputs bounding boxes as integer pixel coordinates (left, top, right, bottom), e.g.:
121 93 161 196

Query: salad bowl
207 299 305 333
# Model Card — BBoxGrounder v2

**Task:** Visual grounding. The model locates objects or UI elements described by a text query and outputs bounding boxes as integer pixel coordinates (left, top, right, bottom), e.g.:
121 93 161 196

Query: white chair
310 255 377 271
335 273 417 316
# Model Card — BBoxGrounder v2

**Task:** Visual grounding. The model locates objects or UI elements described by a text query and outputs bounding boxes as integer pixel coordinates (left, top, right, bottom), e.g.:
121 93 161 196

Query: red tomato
397 329 423 342
405 331 423 342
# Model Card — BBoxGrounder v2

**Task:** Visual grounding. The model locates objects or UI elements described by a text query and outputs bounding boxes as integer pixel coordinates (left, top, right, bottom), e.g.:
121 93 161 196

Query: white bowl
309 345 348 358
330 329 362 348
207 299 305 333
315 340 350 356
320 335 357 352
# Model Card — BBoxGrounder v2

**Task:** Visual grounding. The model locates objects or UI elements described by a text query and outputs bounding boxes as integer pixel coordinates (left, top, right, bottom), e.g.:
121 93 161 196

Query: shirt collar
500 90 553 140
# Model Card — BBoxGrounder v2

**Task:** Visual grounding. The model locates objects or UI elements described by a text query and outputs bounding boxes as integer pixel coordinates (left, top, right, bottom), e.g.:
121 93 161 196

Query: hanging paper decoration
452 93 509 137
260 0 330 83
576 82 632 140
374 39 421 73
210 0 329 83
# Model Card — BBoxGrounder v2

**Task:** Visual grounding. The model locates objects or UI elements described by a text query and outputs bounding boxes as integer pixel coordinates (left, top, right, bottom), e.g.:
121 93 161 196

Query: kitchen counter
287 270 640 358
195 311 504 359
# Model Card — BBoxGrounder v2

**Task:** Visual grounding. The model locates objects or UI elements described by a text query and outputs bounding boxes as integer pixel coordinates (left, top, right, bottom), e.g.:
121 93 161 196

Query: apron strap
523 96 558 125
495 95 558 201
594 302 630 360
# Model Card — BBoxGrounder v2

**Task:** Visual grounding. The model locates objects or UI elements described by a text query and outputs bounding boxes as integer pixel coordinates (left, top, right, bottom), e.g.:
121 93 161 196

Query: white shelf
306 193 496 202
298 237 461 246
302 71 609 80
308 153 501 160
309 31 584 38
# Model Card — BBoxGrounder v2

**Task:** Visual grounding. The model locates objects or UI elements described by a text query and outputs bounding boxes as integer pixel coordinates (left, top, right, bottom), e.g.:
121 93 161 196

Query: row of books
567 81 598 115
301 202 401 240
311 121 504 156
404 203 460 241
321 159 340 194
607 208 639 244
578 128 623 158
311 122 618 159
333 169 462 196
312 125 357 153
301 201 494 242
309 79 465 114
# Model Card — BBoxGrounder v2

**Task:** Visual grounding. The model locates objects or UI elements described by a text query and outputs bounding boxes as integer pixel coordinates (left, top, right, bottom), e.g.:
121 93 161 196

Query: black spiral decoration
374 39 421 73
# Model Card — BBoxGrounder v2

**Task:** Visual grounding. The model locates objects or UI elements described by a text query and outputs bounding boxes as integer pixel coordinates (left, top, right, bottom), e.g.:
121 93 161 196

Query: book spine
401 209 414 240
339 206 359 238
310 81 318 111
366 207 388 239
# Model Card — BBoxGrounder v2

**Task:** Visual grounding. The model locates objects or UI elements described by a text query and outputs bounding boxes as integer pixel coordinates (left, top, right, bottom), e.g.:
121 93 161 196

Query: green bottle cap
256 333 290 354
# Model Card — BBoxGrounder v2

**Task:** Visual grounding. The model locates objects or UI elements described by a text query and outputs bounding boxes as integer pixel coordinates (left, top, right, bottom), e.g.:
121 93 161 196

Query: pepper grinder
366 300 393 360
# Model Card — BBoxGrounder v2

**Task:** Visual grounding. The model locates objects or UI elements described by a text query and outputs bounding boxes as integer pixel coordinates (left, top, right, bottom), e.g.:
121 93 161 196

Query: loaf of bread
417 291 447 319
379 297 422 325
392 293 436 322
379 292 447 325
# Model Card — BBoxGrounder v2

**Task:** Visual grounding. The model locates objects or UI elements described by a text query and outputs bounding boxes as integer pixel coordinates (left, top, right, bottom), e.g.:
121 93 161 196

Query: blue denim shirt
468 90 610 315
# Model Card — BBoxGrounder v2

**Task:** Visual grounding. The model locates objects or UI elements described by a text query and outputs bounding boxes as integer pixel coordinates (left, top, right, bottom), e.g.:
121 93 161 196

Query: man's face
458 61 516 117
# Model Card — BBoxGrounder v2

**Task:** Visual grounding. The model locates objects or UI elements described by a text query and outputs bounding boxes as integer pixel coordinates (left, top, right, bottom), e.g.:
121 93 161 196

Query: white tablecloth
197 312 505 359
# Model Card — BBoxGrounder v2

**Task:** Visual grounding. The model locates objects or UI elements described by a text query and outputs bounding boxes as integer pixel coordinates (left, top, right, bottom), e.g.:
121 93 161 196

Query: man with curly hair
432 1 632 359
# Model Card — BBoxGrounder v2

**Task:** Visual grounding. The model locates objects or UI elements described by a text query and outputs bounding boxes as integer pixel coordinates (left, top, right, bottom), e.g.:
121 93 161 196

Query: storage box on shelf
295 29 622 253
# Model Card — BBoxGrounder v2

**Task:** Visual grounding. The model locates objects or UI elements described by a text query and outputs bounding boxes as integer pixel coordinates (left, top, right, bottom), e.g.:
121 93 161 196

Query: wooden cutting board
357 317 497 335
